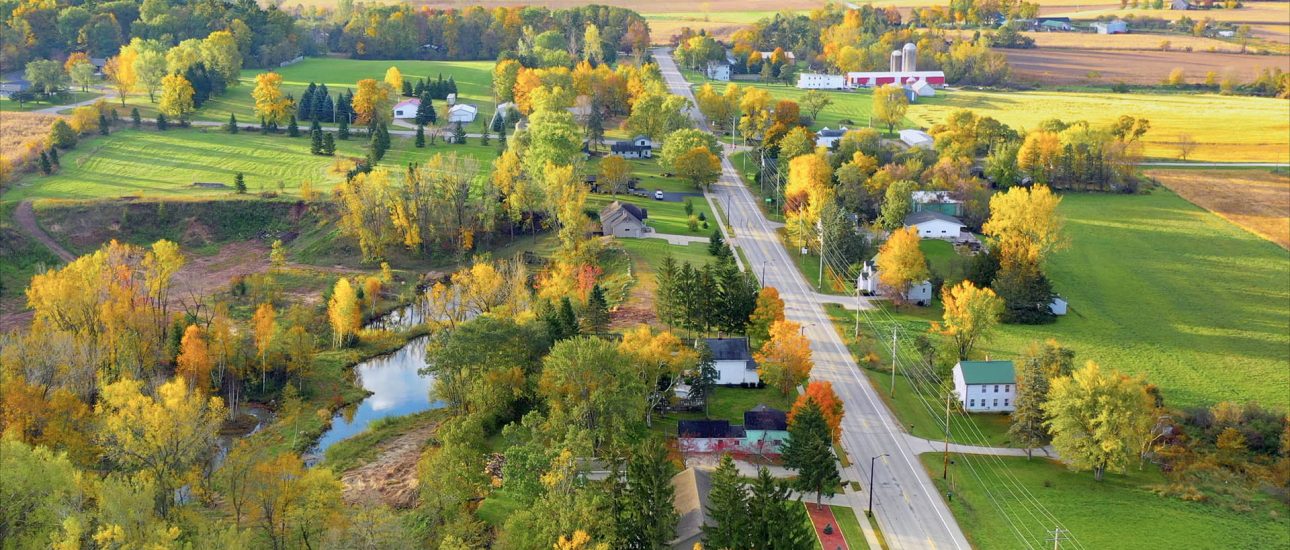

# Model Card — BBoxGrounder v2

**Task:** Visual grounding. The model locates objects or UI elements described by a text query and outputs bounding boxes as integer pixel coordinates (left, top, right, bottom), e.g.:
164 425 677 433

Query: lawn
116 58 498 128
907 88 1290 162
865 190 1290 410
585 153 702 194
2 127 500 202
919 238 961 280
653 385 796 437
923 453 1290 549
829 505 872 550
0 91 99 113
587 193 714 236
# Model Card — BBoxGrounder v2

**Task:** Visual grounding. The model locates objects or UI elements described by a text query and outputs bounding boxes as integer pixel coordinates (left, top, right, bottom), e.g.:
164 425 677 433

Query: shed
1093 20 1128 34
743 404 790 455
392 97 420 119
952 360 1016 412
909 79 936 97
1049 296 1068 316
903 211 966 240
600 201 648 238
703 337 758 385
898 129 935 149
1169 0 1191 9
815 126 848 148
447 103 477 123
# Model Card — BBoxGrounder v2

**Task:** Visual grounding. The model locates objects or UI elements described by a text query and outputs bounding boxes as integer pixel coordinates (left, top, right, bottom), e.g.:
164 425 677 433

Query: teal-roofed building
952 360 1016 413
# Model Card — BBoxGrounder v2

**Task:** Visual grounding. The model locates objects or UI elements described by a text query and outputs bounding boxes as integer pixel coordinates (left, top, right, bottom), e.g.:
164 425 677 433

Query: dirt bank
339 418 439 509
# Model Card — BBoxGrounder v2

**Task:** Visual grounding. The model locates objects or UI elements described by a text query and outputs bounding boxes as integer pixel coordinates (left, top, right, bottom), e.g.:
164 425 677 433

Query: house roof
704 337 751 362
911 190 961 204
670 468 714 548
817 127 848 138
601 201 647 228
678 419 745 439
957 360 1015 384
904 210 965 227
393 98 420 110
898 129 934 147
744 404 788 431
611 141 650 153
448 103 476 115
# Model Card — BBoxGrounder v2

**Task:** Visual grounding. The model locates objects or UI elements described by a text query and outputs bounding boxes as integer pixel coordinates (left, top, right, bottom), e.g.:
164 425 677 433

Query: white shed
392 98 420 119
447 103 477 124
898 129 935 149
903 211 966 240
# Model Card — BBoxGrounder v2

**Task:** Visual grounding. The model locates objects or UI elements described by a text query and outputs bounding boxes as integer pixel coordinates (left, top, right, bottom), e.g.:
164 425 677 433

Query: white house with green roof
952 360 1016 413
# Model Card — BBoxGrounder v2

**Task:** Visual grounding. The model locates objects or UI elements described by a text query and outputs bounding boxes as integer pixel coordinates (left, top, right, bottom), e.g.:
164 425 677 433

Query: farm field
1 128 501 202
1019 30 1255 52
1147 168 1290 249
1001 47 1289 86
896 190 1290 410
907 88 1290 162
0 112 61 161
923 454 1290 549
115 58 498 127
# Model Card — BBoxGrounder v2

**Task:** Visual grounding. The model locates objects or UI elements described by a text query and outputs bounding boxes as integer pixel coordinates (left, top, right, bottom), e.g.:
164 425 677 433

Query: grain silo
901 42 917 72
889 50 902 72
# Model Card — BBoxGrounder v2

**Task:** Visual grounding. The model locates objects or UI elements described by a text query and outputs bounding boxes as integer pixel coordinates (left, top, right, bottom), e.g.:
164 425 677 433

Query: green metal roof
958 360 1015 384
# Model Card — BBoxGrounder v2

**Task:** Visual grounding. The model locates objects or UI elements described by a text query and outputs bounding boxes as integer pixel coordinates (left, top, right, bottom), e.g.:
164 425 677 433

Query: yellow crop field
1049 3 1290 25
908 89 1290 162
1147 168 1290 249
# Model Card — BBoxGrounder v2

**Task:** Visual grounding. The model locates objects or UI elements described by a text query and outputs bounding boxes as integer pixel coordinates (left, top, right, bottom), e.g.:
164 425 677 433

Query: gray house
600 201 648 238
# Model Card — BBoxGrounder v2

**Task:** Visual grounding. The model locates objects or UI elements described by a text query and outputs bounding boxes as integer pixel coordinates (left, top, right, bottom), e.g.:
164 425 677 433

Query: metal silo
901 42 918 72
890 50 902 72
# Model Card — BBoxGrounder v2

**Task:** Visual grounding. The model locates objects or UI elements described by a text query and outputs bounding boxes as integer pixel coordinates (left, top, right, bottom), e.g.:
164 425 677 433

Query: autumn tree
620 325 698 427
782 398 840 507
931 281 1004 360
598 154 630 195
0 437 85 548
328 278 361 348
792 381 845 443
626 92 692 142
539 336 643 452
131 40 167 102
103 55 135 105
1009 340 1076 458
777 126 816 161
158 73 195 122
493 59 522 102
748 286 786 345
674 147 722 190
783 152 833 252
876 227 929 302
1044 362 1155 481
383 66 403 94
176 324 213 392
247 452 345 549
252 72 291 127
872 84 909 135
983 184 1065 269
96 377 225 516
800 90 834 121
755 319 813 395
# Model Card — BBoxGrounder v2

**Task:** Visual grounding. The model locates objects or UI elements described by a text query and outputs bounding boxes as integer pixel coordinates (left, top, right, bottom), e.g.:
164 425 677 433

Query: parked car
654 189 664 200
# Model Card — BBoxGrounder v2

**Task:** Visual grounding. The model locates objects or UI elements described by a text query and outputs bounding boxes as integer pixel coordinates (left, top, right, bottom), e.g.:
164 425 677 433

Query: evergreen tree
708 229 728 257
654 254 681 326
298 82 316 120
156 113 168 130
321 132 336 156
583 284 610 333
315 84 332 122
690 341 718 416
992 263 1056 324
452 122 466 144
38 151 52 174
131 107 141 128
447 75 457 94
98 113 109 135
338 116 350 140
746 467 814 549
287 114 300 137
227 112 239 134
497 123 507 149
310 129 323 155
480 127 490 146
47 147 58 166
234 172 246 194
703 454 749 549
415 124 425 148
413 78 425 97
557 297 578 338
781 399 841 507
586 106 605 150
401 80 413 97
618 438 678 549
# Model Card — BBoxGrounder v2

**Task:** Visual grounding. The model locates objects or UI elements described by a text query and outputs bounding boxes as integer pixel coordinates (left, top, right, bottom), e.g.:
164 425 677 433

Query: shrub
48 119 77 149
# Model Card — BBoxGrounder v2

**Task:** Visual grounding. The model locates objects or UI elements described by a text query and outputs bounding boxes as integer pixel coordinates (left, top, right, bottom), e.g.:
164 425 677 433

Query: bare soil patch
1003 47 1288 85
339 418 439 508
1148 169 1290 249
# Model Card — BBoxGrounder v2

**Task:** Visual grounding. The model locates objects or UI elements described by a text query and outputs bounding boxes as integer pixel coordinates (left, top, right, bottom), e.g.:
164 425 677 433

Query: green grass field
652 385 795 437
588 193 714 236
907 89 1290 163
924 453 1290 549
2 128 501 202
0 91 98 113
116 58 498 127
828 505 872 550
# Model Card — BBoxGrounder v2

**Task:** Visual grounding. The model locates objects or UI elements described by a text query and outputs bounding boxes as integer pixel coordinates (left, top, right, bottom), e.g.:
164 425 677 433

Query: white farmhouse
904 211 966 240
706 60 731 82
703 338 758 385
796 73 848 90
953 360 1016 413
392 98 420 119
858 257 933 305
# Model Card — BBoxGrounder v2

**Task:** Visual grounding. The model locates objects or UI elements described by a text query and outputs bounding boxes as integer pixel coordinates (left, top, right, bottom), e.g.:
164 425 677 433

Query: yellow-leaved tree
252 302 276 389
747 286 786 345
328 278 360 348
619 325 698 427
158 73 195 121
176 324 212 393
783 152 834 251
876 227 929 302
982 184 1065 269
95 377 225 517
1043 362 1155 481
383 66 403 93
252 71 291 126
931 280 1004 360
871 84 909 135
755 319 813 395
352 78 396 126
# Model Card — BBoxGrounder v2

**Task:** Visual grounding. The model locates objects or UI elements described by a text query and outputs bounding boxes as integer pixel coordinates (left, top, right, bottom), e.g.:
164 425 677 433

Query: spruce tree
310 129 323 155
156 113 168 130
703 454 749 549
415 124 425 148
287 115 299 137
38 151 52 174
781 399 841 507
708 229 727 256
310 118 321 134
556 297 579 339
452 122 466 144
413 78 425 97
316 84 332 122
746 467 814 549
338 116 349 140
586 106 605 150
583 284 610 333
228 113 239 134
480 127 490 146
234 172 246 194
131 107 141 128
401 80 412 97
47 147 58 166
322 132 336 156
98 113 109 135
618 439 678 549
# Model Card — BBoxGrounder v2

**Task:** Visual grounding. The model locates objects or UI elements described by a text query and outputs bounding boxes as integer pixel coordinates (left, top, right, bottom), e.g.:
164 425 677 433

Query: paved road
1141 162 1288 167
656 49 972 550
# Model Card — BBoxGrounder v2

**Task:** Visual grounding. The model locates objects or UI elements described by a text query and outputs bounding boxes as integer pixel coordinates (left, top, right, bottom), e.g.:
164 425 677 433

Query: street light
760 260 773 287
867 453 890 517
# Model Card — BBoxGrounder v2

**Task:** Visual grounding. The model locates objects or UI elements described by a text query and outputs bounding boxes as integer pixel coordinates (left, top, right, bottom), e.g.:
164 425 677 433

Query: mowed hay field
1 128 500 202
120 58 497 125
1002 48 1288 86
975 190 1290 409
907 89 1290 162
1147 168 1290 249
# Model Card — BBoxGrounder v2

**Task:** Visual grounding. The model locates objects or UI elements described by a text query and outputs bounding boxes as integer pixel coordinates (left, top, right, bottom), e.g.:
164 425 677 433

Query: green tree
660 128 721 170
800 89 834 120
781 399 840 507
708 229 729 257
415 124 426 147
234 172 246 194
98 113 109 135
583 284 610 333
617 438 678 549
872 84 909 135
423 315 546 424
538 336 643 452
777 126 816 161
48 119 77 149
1009 340 1075 459
877 179 916 230
746 467 814 548
155 112 168 130
1043 362 1155 481
287 114 300 137
702 454 749 549
322 133 336 156
0 438 85 548
25 59 68 97
626 93 692 143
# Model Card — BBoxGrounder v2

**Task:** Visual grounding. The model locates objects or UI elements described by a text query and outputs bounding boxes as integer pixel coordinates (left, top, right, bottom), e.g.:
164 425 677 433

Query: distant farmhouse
600 201 648 238
797 43 945 90
952 360 1016 413
859 257 933 305
392 98 420 119
611 135 653 159
704 337 758 385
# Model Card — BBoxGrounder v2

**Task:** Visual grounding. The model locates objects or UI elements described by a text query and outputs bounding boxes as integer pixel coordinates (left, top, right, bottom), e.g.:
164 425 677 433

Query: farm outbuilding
447 103 477 123
815 127 849 148
796 73 848 89
392 98 420 119
904 211 966 240
1093 20 1129 34
898 129 935 149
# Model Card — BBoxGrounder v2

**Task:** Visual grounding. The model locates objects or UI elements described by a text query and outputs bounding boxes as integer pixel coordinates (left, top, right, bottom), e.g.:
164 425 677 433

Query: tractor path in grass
14 201 74 262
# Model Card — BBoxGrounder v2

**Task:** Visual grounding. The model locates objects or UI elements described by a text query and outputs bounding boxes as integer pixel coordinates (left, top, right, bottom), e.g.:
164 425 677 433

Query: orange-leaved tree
755 319 813 395
748 286 786 345
790 381 845 443
176 324 212 393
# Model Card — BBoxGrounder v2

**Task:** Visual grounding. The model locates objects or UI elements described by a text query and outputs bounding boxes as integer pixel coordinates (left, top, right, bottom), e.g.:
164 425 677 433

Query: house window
969 399 975 407
994 385 999 393
993 399 999 407
1004 399 1010 407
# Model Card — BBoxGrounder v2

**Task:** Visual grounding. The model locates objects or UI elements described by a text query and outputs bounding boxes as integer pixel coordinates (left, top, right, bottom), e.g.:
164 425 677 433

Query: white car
654 190 664 200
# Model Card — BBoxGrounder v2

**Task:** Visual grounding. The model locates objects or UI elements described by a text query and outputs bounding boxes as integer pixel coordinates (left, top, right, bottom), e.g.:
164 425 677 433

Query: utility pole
943 390 951 479
817 220 825 291
867 453 889 517
854 284 862 338
889 327 898 397
1047 527 1067 550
